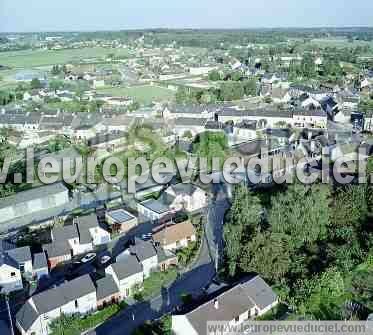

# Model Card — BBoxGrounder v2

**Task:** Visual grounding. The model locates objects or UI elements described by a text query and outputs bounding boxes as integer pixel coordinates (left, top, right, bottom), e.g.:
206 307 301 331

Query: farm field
0 47 132 69
309 38 373 49
97 85 175 104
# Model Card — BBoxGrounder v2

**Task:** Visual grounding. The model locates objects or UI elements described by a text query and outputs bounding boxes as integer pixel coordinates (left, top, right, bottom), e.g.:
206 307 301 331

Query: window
176 240 180 247
10 272 16 277
125 288 130 297
235 316 239 322
75 300 78 308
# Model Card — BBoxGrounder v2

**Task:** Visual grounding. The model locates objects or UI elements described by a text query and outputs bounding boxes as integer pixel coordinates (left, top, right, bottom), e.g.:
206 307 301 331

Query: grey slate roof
76 214 99 244
174 117 207 127
16 274 96 332
16 301 39 332
0 253 19 269
110 255 143 280
0 183 68 210
96 275 120 300
130 238 157 262
43 241 70 258
52 224 79 242
140 198 171 214
33 252 48 269
185 276 277 335
6 246 32 264
169 183 199 196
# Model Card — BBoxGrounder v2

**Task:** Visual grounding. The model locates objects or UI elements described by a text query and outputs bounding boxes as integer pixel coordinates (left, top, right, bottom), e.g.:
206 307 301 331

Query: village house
0 183 69 225
6 246 33 277
16 275 97 335
153 221 197 251
164 183 207 213
43 241 72 270
116 238 158 279
105 255 144 299
105 209 138 234
32 252 49 281
75 214 111 249
95 275 121 309
137 197 176 221
0 253 23 293
172 276 278 335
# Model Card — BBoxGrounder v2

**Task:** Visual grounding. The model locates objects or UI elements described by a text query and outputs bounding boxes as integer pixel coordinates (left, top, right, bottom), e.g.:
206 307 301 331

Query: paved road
87 187 230 335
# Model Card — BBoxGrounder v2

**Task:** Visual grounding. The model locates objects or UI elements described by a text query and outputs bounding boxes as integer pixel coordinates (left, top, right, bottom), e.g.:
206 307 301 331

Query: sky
1 0 373 33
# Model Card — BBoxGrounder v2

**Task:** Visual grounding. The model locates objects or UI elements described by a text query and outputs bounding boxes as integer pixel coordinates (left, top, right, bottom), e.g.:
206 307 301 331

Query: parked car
100 255 111 264
81 253 96 263
141 233 152 241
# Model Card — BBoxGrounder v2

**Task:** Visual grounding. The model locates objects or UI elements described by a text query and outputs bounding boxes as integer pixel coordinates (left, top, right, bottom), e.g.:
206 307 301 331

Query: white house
75 214 111 250
131 238 158 278
105 255 143 299
0 253 23 293
137 198 175 221
16 274 97 335
164 183 207 213
172 276 278 335
6 246 33 276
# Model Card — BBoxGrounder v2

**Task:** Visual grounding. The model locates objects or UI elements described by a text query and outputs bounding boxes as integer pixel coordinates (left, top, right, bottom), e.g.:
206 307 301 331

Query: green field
309 38 373 49
0 47 132 69
97 85 175 104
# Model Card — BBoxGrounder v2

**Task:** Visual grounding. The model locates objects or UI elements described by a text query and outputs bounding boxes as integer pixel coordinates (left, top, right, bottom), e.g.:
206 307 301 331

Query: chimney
214 299 219 310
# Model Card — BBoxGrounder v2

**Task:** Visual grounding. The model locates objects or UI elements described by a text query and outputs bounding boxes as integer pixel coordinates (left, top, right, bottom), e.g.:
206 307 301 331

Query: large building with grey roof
0 183 69 224
172 276 278 335
16 274 97 335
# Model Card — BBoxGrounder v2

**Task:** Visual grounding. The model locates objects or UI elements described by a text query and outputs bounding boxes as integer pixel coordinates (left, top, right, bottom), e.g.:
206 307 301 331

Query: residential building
105 209 138 234
164 183 207 213
16 275 97 335
0 183 69 224
153 221 197 251
6 246 32 276
75 214 111 250
43 241 72 270
33 252 49 281
129 238 158 278
105 255 143 299
0 253 23 293
137 198 175 221
172 276 278 335
96 275 121 309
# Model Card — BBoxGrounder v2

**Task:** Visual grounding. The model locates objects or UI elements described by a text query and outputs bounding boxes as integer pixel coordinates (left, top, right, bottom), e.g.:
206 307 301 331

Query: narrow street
87 187 230 335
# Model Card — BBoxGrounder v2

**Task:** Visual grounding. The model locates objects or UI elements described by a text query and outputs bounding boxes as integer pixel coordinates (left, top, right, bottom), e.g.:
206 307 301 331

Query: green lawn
97 85 175 104
135 269 178 301
0 47 132 68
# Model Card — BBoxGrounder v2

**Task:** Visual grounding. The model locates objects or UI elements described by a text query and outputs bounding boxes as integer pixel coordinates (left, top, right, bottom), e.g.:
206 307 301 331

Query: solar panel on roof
108 210 134 223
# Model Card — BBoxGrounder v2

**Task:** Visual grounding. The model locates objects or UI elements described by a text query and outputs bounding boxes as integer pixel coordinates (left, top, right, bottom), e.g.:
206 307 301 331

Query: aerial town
0 5 373 335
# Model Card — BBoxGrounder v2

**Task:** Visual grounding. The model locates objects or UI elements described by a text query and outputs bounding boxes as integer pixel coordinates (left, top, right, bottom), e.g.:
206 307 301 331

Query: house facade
172 276 278 335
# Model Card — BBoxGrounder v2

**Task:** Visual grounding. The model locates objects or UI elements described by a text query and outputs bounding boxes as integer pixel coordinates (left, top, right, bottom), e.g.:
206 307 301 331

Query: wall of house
97 292 121 309
163 235 196 251
0 264 23 293
118 272 144 299
90 227 111 245
48 254 71 269
171 315 199 335
137 204 164 221
141 256 158 278
76 291 97 314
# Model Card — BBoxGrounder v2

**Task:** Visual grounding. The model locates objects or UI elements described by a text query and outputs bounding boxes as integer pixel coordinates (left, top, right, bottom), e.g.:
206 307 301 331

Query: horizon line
2 25 373 35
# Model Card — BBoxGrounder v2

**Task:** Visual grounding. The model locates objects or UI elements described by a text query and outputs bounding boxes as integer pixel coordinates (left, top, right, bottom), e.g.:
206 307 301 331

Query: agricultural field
309 37 373 49
0 47 132 69
97 85 175 104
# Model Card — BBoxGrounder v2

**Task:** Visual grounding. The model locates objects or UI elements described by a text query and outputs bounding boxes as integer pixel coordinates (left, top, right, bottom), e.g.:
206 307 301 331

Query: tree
270 184 330 248
240 232 291 282
208 70 221 81
223 185 262 277
351 268 373 311
30 78 43 89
